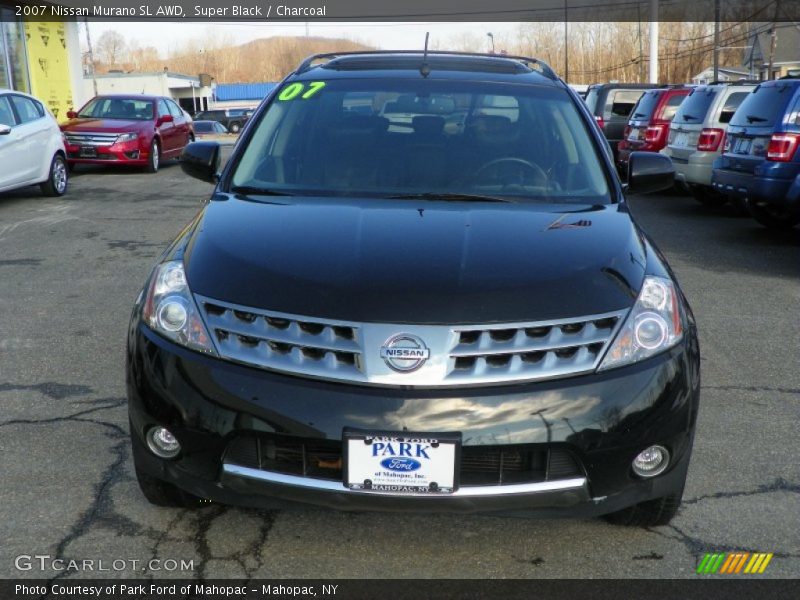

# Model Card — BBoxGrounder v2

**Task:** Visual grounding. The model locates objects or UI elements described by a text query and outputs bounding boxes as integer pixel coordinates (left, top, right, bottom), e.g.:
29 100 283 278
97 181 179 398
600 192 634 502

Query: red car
61 95 194 173
617 86 691 176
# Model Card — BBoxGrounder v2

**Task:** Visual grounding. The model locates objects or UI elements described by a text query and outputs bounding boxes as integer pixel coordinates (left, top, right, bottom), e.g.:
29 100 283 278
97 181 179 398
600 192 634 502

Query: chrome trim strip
223 463 587 498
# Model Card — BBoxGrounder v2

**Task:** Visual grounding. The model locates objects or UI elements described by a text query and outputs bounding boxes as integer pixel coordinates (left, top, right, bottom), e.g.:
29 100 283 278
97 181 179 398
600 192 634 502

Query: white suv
0 89 68 197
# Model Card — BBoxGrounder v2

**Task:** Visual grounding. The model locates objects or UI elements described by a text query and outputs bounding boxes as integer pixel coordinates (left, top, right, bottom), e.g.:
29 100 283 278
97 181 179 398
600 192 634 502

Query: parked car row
586 77 800 229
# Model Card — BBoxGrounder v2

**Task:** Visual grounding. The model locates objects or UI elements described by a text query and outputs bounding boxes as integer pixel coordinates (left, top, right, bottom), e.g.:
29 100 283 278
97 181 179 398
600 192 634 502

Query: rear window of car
194 121 213 133
604 89 645 119
630 91 661 120
232 78 611 205
674 88 717 123
718 90 751 124
729 83 795 127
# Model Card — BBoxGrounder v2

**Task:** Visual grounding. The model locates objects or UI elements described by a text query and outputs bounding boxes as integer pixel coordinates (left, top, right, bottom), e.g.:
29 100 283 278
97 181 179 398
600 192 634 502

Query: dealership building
0 2 84 120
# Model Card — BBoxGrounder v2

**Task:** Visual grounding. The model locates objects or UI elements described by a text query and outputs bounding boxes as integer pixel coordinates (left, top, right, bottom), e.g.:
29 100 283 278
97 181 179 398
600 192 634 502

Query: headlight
116 132 138 143
142 261 217 355
598 276 683 370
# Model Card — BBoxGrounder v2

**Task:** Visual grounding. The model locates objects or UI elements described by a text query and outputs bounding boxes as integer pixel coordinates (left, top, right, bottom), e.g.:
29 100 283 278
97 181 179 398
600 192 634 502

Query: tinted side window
9 95 43 123
157 99 171 117
659 93 687 121
0 95 16 126
166 100 183 118
718 91 750 124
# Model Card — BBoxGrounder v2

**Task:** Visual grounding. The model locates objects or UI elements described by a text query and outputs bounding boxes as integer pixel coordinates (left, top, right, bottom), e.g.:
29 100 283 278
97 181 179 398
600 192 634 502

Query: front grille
447 315 622 384
196 294 626 387
223 434 583 487
64 131 120 146
198 295 363 382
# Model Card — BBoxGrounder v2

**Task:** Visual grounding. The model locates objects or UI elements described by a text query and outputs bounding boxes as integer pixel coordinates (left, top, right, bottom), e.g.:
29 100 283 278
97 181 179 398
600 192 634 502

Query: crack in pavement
702 384 800 396
682 477 800 506
0 382 94 400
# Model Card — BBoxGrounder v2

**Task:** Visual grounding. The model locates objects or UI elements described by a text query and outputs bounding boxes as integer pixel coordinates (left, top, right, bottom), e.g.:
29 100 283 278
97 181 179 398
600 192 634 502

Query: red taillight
766 133 800 162
595 115 605 130
697 128 725 152
645 124 667 143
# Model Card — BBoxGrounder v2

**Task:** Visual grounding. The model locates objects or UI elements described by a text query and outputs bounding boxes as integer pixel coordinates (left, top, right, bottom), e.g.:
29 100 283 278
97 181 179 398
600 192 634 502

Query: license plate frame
78 146 97 158
628 127 640 141
736 138 751 154
343 428 461 495
674 132 688 147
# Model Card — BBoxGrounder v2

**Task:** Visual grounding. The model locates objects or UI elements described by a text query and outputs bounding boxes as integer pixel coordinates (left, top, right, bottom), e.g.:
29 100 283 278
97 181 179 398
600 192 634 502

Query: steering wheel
472 157 548 188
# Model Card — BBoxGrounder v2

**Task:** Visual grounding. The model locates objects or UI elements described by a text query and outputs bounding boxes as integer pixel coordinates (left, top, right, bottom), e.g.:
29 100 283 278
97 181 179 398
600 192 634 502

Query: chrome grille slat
64 132 121 146
195 294 626 387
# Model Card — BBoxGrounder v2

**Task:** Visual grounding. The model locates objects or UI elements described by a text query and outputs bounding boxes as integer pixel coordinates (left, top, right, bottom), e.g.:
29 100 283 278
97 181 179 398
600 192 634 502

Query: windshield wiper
229 185 294 197
681 114 700 121
387 192 515 203
633 112 648 118
745 115 767 123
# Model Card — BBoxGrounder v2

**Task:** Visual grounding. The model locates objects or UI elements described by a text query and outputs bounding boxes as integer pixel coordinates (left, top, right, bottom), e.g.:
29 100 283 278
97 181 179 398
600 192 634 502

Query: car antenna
420 32 431 78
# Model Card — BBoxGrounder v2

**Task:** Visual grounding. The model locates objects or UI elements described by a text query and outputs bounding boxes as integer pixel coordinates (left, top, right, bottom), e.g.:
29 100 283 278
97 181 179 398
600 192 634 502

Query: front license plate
79 146 97 158
343 428 460 494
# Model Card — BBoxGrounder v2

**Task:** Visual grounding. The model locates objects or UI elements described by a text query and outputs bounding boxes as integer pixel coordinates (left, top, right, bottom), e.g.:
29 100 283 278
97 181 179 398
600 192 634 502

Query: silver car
662 81 756 206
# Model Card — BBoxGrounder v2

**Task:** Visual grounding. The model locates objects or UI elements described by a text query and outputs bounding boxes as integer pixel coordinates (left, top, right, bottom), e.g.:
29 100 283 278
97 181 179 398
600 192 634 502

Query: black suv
127 52 699 526
193 108 252 133
584 83 656 161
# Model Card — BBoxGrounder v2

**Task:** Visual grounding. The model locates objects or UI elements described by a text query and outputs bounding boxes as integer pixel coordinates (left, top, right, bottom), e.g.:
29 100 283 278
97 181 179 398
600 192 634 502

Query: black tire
134 464 200 508
689 185 727 207
145 139 160 173
40 154 68 197
747 202 800 229
603 490 683 527
229 121 241 134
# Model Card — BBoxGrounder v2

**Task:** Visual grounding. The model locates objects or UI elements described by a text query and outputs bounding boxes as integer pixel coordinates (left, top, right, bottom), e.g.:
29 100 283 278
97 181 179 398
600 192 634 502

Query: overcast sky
87 21 523 54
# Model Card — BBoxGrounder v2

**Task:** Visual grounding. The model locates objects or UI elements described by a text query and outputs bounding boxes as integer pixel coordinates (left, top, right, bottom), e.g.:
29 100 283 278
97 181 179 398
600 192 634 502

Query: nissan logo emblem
380 334 430 372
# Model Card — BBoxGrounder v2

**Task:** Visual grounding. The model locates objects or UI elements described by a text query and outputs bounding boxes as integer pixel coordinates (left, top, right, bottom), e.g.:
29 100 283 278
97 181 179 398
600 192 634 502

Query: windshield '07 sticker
277 81 326 101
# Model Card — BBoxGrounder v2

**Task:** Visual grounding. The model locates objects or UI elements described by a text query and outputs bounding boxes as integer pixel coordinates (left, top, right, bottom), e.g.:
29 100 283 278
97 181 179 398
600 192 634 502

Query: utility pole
649 0 658 83
84 18 97 96
564 0 569 83
713 0 720 82
638 3 644 82
767 1 780 80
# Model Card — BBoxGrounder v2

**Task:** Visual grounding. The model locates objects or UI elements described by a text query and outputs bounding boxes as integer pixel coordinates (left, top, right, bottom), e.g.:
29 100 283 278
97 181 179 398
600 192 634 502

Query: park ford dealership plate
343 429 461 494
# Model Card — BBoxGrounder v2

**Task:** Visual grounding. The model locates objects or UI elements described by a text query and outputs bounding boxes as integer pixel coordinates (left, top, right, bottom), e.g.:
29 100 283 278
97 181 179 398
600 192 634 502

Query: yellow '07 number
277 81 326 101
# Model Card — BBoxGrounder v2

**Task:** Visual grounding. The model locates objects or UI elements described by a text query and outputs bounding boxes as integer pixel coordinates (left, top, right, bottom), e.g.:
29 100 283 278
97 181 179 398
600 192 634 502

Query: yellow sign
24 20 73 121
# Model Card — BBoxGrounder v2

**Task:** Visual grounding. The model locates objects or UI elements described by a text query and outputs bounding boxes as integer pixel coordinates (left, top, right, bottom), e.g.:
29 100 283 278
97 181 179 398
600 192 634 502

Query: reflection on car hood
185 196 646 324
61 118 149 132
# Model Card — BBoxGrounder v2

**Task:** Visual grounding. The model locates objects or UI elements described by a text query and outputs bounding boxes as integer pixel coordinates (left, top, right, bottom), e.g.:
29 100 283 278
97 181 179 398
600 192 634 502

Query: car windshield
729 83 794 127
674 88 717 122
78 97 154 120
230 78 610 204
194 121 213 132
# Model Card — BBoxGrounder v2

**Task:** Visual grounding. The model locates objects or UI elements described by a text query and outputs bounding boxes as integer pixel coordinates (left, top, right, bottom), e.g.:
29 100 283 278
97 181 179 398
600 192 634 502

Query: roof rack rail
704 79 760 85
294 50 559 81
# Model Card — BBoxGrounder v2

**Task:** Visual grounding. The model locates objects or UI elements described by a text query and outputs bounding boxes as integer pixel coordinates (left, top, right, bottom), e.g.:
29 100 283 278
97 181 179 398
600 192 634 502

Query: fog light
632 445 669 477
146 426 181 458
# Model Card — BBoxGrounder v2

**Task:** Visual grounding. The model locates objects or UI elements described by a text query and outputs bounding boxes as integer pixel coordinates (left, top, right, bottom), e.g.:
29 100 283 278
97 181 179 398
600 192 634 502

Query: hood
184 196 646 324
60 118 149 133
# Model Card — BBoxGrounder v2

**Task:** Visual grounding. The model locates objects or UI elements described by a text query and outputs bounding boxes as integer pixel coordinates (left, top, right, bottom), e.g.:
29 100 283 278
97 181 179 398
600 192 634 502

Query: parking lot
0 151 798 580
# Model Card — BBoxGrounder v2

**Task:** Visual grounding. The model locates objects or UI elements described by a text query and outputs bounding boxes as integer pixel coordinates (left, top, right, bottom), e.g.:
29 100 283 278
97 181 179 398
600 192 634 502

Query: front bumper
65 143 150 166
127 317 700 516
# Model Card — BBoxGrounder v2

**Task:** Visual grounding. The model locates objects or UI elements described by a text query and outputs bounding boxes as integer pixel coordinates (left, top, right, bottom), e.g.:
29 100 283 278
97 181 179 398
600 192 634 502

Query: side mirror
66 110 78 119
0 124 11 136
181 141 220 184
626 151 675 195
157 114 174 126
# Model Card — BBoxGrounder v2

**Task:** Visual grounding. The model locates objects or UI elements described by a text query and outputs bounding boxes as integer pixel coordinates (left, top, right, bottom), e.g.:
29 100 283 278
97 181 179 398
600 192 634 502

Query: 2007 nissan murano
126 51 699 527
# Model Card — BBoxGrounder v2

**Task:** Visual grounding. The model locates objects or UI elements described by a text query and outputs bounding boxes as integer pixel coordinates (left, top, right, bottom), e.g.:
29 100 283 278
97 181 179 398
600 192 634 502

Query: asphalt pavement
0 154 797 579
